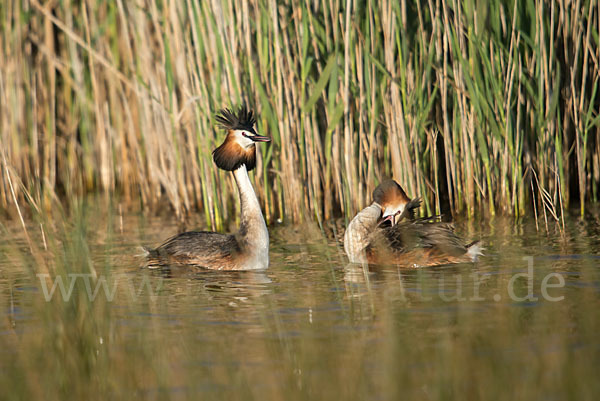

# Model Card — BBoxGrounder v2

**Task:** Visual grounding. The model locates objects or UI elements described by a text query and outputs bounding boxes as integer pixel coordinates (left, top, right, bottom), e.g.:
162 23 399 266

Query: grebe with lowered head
144 106 270 270
344 179 482 267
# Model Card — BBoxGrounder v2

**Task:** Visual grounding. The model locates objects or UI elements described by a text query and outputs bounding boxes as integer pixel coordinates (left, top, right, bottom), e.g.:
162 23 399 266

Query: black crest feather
215 105 256 131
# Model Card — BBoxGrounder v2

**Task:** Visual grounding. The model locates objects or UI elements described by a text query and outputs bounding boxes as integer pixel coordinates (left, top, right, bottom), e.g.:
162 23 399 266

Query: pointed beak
250 134 270 142
382 214 395 226
379 205 407 227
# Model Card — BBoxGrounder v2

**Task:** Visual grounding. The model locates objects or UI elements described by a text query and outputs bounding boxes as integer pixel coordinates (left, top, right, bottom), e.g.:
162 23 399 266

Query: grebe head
212 105 270 171
372 179 413 226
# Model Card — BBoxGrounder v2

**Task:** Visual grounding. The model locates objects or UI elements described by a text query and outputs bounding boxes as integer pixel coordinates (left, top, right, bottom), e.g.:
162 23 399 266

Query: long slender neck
344 203 381 263
232 165 269 264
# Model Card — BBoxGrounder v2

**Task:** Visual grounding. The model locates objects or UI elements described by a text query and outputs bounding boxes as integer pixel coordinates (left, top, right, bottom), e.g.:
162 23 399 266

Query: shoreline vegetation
1 0 599 228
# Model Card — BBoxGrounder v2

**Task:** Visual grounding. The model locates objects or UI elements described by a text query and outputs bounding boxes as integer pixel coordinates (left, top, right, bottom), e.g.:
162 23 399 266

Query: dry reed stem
0 0 597 227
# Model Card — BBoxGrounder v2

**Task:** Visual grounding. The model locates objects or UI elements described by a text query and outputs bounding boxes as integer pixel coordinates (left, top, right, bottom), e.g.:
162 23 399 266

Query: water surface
1 204 599 400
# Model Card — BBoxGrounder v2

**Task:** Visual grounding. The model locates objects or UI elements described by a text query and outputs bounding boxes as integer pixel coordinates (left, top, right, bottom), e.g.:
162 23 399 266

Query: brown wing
146 231 240 268
370 217 468 258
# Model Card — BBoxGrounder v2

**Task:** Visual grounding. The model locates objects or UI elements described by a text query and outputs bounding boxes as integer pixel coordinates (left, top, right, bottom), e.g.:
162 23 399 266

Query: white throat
232 165 269 269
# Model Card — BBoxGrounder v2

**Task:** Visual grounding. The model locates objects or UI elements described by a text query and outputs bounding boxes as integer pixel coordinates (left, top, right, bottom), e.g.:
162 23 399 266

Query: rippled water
1 204 599 400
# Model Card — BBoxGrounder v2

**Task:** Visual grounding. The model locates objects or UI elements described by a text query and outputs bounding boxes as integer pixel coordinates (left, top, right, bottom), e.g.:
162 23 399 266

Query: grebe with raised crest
144 106 270 271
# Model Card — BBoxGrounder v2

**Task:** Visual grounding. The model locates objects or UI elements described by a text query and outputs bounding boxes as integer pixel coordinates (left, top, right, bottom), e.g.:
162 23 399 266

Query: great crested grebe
144 106 270 270
344 179 482 267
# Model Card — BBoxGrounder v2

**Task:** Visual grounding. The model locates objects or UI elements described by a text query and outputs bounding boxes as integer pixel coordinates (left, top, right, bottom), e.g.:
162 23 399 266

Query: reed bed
0 0 599 226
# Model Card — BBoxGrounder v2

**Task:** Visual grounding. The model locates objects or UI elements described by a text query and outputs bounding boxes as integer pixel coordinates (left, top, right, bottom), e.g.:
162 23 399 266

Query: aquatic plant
1 0 598 226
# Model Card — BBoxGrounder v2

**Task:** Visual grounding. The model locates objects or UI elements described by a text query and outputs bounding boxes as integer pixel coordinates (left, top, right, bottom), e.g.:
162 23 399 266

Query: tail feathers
466 240 484 262
136 246 151 258
137 246 162 269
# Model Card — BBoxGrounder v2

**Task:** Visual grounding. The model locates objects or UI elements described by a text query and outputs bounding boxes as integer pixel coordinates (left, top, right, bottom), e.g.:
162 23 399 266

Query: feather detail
215 105 256 132
212 138 256 171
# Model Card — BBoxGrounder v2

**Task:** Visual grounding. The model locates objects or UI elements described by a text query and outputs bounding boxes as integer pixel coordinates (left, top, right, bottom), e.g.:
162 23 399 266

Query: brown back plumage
144 231 242 269
366 217 478 267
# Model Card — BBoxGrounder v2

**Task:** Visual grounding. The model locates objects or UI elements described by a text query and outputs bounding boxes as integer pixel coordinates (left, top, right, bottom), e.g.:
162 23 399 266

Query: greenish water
1 204 599 400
